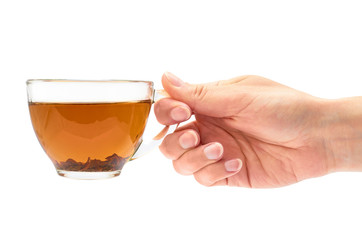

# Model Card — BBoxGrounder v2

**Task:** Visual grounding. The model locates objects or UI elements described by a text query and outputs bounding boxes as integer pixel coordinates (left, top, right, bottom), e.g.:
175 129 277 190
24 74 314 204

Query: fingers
155 73 249 124
159 128 200 160
159 127 243 187
154 98 192 125
161 72 245 117
172 142 224 175
193 158 242 187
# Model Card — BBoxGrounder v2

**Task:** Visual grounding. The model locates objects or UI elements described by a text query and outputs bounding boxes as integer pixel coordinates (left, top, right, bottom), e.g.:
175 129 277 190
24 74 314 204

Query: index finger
154 98 192 125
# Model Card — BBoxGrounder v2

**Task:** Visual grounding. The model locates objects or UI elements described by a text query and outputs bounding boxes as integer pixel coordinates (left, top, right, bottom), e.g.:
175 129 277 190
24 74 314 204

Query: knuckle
192 85 208 102
153 102 162 117
153 100 169 124
193 173 213 187
172 160 193 176
159 145 172 159
159 135 176 159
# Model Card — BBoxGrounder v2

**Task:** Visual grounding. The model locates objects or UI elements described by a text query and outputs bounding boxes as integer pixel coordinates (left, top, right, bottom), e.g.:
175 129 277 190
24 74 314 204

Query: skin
155 73 362 188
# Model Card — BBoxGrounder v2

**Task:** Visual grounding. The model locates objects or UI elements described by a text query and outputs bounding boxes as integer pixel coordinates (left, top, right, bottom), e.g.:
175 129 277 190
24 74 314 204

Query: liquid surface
29 101 151 171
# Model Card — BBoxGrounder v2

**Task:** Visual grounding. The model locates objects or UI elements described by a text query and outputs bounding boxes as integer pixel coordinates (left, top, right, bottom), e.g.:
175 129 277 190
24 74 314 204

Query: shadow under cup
27 80 154 180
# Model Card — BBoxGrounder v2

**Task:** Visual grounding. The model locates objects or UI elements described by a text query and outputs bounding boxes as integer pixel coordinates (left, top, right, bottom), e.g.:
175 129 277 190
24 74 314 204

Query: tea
29 101 152 173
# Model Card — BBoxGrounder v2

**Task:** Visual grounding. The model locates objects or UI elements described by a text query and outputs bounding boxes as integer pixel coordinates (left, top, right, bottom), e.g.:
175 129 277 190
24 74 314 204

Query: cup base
57 170 121 180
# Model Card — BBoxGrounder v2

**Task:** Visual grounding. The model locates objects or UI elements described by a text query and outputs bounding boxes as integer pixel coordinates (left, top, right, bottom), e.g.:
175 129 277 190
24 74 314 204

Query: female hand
155 73 347 188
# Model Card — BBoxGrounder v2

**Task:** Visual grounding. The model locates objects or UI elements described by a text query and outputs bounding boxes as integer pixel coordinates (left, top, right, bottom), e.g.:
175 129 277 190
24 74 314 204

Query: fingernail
179 131 199 149
165 72 183 87
204 143 223 160
225 159 242 172
170 106 191 121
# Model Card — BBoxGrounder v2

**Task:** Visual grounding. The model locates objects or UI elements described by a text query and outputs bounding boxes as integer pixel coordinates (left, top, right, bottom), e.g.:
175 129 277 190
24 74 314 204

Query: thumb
162 72 239 118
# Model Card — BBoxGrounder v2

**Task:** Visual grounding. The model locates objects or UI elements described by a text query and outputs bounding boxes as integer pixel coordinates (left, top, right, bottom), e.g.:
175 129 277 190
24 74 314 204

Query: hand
155 73 336 188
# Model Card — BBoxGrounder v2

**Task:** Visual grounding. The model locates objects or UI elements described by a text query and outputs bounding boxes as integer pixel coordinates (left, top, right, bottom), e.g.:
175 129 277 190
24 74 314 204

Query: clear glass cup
27 79 172 180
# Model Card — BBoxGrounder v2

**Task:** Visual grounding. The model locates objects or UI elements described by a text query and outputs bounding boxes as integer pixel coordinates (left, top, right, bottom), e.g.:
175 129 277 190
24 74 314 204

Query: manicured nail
165 72 183 87
204 143 223 160
179 131 199 149
225 159 242 172
170 106 191 121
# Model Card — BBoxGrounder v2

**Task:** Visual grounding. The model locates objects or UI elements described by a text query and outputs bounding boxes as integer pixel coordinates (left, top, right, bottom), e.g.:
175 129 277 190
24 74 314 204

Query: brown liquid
29 101 152 172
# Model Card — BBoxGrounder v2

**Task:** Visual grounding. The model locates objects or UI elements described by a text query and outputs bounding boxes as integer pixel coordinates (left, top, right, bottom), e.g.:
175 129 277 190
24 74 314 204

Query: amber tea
29 101 152 176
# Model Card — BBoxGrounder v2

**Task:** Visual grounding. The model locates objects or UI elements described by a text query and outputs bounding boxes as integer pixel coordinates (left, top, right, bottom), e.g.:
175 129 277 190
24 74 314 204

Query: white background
1 0 362 239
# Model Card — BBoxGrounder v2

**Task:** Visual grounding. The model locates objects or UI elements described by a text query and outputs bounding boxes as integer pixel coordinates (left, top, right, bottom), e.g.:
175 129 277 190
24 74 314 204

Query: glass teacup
27 79 171 180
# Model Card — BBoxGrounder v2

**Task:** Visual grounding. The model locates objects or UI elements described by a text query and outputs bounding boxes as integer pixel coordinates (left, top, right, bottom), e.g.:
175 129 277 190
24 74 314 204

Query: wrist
319 97 362 172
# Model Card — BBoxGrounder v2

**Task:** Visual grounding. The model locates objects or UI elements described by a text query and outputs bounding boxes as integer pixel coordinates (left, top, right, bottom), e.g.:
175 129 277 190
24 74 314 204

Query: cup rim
26 79 154 85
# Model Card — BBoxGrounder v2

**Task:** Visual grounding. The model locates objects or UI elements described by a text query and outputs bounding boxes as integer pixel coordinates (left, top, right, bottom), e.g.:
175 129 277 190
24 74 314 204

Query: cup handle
131 89 178 160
